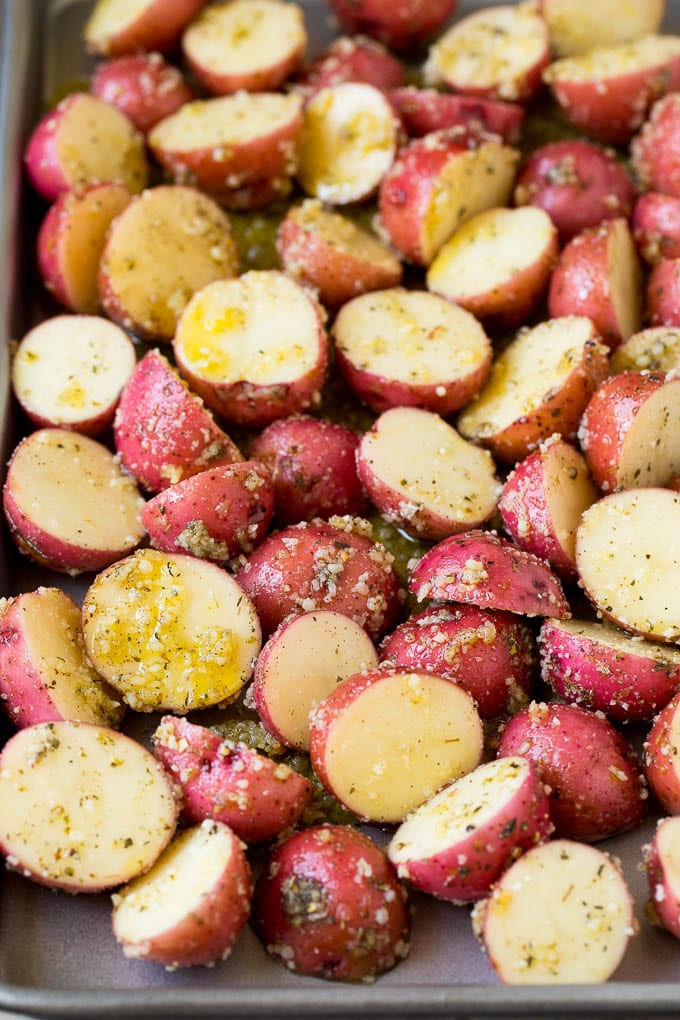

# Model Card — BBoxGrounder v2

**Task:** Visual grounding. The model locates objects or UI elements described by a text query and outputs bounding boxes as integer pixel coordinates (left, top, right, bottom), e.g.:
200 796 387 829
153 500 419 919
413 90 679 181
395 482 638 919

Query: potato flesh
82 549 261 712
656 818 680 905
479 840 633 983
457 317 595 438
151 92 302 151
611 327 680 373
85 0 153 40
0 721 176 889
389 757 530 863
334 289 490 385
361 408 500 528
55 187 131 313
542 443 597 560
55 95 147 194
291 199 400 270
576 489 680 641
175 272 322 385
320 673 483 822
12 317 135 425
615 382 680 488
184 0 305 74
298 84 397 204
543 0 664 56
544 34 680 84
607 219 642 343
8 429 144 551
427 206 554 300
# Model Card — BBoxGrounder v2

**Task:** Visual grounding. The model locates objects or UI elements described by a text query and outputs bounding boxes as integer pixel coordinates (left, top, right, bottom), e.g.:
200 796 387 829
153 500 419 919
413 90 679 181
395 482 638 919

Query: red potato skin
328 0 458 51
252 825 410 981
644 693 680 814
631 94 680 199
296 35 405 94
647 258 680 327
539 619 680 723
91 53 195 134
141 461 274 560
514 140 634 242
548 220 642 349
152 716 313 844
498 444 596 579
183 33 305 98
380 605 535 720
84 0 206 57
236 518 400 640
113 349 242 494
498 702 647 842
408 530 571 619
646 818 680 938
579 370 676 492
390 87 524 145
633 193 680 265
248 416 369 526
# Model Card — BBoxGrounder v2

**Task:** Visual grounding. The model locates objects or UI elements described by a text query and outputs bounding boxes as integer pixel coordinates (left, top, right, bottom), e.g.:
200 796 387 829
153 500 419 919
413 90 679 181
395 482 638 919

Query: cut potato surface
253 610 378 751
11 316 136 434
84 0 205 56
112 820 251 968
611 327 680 374
473 840 635 984
357 407 500 540
541 0 665 57
576 488 680 643
647 816 680 939
99 185 239 342
0 721 178 891
3 429 145 575
297 83 399 205
81 549 261 712
310 667 483 823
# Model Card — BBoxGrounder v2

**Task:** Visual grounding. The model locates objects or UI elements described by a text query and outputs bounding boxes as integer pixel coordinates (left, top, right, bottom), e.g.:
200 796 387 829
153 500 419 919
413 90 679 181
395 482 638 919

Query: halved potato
610 326 680 374
540 0 665 56
84 0 205 56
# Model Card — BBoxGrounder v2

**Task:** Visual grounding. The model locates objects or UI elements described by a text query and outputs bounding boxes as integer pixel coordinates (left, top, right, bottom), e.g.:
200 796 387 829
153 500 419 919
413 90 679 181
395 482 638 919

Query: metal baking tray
2 1 680 1016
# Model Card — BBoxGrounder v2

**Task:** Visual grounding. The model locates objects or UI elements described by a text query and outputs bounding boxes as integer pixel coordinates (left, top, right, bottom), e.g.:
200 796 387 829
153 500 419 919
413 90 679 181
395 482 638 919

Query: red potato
548 218 642 350
457 317 610 464
497 701 647 842
631 93 680 200
513 139 634 242
297 35 405 94
297 83 400 206
83 0 205 56
91 53 195 134
332 288 492 417
644 691 680 813
173 272 329 429
610 326 680 374
646 816 680 939
328 0 456 51
378 130 519 267
309 666 483 823
498 439 598 580
82 549 261 713
148 92 302 202
24 93 147 203
540 0 665 57
252 825 410 981
409 529 570 619
539 617 680 723
248 415 369 526
207 174 293 213
236 516 400 640
388 756 552 904
276 199 403 309
253 610 379 752
380 605 535 720
37 182 131 314
152 716 313 843
11 315 136 436
389 87 524 145
579 371 680 493
424 3 550 104
426 205 558 329
576 488 680 644
141 461 274 561
543 35 680 144
472 839 636 984
183 0 306 95
0 720 178 892
3 428 145 576
647 257 680 328
98 185 239 343
633 193 680 265
356 407 501 541
113 349 242 494
112 820 251 968
0 588 124 730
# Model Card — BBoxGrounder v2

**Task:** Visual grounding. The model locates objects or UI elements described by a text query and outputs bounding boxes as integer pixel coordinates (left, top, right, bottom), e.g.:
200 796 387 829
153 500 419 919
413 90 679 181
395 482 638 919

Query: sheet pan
2 1 680 1016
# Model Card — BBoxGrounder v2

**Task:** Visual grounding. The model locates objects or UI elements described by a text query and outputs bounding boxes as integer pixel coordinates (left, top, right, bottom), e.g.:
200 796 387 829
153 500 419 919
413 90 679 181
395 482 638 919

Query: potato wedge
610 326 680 374
633 193 680 265
647 257 680 329
84 0 204 55
646 816 680 939
631 93 680 199
91 53 195 134
540 0 664 57
645 691 680 813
